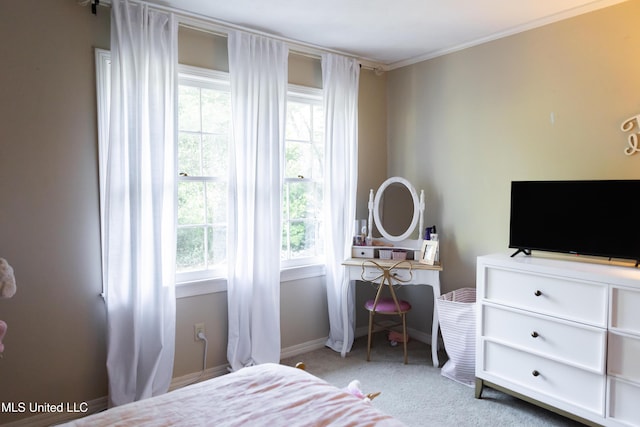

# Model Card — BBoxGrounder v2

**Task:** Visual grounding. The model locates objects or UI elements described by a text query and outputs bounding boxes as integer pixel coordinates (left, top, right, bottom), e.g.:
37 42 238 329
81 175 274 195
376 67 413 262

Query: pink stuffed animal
0 320 6 353
0 258 17 354
0 258 16 299
345 380 381 402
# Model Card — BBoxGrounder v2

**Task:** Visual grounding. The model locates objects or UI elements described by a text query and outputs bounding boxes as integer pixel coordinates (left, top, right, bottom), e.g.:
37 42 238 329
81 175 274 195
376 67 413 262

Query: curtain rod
83 0 385 72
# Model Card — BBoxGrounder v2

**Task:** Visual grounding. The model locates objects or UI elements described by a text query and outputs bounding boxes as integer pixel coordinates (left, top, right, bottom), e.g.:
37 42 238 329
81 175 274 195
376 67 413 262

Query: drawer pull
534 290 542 297
532 370 540 377
531 331 539 338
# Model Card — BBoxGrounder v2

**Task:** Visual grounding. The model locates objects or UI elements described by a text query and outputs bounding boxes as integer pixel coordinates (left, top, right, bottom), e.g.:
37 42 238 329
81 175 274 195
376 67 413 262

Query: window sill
176 277 227 299
280 263 326 283
175 263 326 298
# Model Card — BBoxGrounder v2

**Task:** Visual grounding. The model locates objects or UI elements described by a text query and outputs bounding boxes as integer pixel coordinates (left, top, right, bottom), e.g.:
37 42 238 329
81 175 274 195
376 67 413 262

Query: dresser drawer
611 287 640 334
483 267 607 326
608 332 640 383
608 377 640 427
482 341 605 415
352 247 374 258
481 304 606 371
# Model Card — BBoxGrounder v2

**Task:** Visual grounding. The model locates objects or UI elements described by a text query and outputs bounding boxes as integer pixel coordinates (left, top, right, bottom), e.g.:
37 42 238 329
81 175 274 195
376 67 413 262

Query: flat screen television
509 180 640 265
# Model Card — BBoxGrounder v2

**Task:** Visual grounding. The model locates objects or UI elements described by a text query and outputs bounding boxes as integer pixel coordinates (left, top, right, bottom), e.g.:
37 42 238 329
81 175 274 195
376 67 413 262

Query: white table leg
431 284 441 367
340 278 351 357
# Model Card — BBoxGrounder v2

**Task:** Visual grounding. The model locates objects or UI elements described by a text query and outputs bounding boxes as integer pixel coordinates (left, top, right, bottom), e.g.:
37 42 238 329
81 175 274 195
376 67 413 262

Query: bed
61 363 406 426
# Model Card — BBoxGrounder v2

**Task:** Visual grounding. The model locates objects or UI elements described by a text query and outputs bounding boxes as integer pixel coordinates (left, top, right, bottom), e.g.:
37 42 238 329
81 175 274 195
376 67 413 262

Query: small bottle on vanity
430 226 439 262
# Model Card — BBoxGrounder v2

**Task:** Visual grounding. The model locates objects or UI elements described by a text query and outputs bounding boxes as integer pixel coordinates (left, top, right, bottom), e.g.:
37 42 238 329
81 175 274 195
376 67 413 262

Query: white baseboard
280 337 328 360
168 363 230 391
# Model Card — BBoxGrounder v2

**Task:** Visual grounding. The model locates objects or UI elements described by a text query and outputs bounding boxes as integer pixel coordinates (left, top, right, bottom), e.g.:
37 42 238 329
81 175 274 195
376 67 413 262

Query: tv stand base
510 248 531 257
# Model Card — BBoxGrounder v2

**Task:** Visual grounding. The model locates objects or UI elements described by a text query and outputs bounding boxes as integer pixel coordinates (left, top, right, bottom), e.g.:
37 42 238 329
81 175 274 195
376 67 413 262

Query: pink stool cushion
365 297 411 313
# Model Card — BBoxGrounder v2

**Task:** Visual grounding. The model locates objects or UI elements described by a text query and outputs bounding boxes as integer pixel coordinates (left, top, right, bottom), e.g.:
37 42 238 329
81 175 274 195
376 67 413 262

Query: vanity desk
342 176 444 367
341 257 443 367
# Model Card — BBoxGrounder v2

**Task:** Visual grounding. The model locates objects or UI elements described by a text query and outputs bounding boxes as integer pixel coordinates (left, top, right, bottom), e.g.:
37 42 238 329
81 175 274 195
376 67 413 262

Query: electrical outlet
194 323 205 341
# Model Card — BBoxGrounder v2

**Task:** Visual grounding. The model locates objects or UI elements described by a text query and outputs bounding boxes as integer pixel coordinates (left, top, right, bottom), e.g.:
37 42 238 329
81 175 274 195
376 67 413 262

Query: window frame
281 84 326 269
175 70 327 295
175 64 231 287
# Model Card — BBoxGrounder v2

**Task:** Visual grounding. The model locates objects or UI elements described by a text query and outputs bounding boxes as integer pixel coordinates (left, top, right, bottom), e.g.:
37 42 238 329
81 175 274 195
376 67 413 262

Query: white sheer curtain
322 53 360 353
226 30 288 371
103 0 177 406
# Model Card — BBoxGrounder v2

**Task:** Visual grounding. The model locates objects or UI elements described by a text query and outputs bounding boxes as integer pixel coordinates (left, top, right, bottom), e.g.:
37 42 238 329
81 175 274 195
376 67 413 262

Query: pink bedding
62 363 405 426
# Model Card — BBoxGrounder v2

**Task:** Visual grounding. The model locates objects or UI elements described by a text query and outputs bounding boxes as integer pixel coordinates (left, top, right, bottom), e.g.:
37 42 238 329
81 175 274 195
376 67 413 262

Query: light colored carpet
281 335 586 426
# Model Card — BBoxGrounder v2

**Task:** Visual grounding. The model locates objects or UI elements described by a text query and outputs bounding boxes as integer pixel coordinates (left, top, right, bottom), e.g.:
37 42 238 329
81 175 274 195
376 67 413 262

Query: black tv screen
509 180 640 263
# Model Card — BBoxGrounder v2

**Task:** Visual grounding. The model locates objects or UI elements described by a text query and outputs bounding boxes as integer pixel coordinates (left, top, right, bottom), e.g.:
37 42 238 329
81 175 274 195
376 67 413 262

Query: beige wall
356 69 389 216
0 1 110 424
386 0 640 333
178 27 229 72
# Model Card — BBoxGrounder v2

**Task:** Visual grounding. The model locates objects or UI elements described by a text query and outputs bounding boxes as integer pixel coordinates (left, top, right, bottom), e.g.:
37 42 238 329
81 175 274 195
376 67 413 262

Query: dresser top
479 252 640 288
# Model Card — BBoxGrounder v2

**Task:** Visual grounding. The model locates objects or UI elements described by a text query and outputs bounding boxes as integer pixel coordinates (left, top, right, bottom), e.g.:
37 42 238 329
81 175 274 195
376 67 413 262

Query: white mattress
61 363 406 426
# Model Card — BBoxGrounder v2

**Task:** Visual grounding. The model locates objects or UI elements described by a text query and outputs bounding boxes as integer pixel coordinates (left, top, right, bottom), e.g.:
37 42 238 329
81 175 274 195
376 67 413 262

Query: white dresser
476 253 640 427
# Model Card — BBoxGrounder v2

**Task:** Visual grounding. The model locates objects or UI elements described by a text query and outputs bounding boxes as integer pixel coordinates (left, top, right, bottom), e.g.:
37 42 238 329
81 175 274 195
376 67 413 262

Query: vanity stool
362 259 414 364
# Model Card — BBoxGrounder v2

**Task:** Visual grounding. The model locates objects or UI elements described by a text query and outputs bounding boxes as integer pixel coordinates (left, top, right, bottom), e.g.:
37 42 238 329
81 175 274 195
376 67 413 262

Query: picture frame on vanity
419 240 438 265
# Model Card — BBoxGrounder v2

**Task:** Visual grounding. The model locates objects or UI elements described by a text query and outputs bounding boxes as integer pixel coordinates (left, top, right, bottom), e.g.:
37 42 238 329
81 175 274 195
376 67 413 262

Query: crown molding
385 0 630 71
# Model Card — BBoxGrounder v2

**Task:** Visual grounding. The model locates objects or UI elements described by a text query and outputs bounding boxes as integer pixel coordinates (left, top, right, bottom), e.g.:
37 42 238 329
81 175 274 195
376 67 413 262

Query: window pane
206 181 227 224
177 226 205 271
202 89 231 134
178 86 201 132
178 181 205 225
286 101 311 141
311 142 324 181
207 226 226 266
284 141 310 178
313 104 324 142
202 134 228 177
283 220 320 259
178 132 201 177
285 181 322 220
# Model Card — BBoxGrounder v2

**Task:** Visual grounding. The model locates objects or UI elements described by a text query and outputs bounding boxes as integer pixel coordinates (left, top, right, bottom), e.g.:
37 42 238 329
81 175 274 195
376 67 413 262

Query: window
176 66 230 283
96 51 326 294
282 86 325 267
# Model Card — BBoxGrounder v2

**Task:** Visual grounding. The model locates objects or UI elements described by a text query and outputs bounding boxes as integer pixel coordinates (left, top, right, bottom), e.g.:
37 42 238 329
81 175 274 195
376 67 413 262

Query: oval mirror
373 177 420 242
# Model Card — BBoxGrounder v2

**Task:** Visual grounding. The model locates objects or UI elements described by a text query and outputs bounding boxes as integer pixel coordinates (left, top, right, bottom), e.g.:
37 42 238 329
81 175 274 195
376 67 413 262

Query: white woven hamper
436 288 476 387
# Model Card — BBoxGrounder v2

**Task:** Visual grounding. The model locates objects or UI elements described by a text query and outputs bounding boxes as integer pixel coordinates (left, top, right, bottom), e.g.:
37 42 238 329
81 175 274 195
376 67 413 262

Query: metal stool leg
367 310 374 361
402 312 408 364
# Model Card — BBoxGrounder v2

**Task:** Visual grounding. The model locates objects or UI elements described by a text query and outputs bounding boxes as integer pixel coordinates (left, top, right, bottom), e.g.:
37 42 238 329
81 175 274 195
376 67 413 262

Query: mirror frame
372 176 421 242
